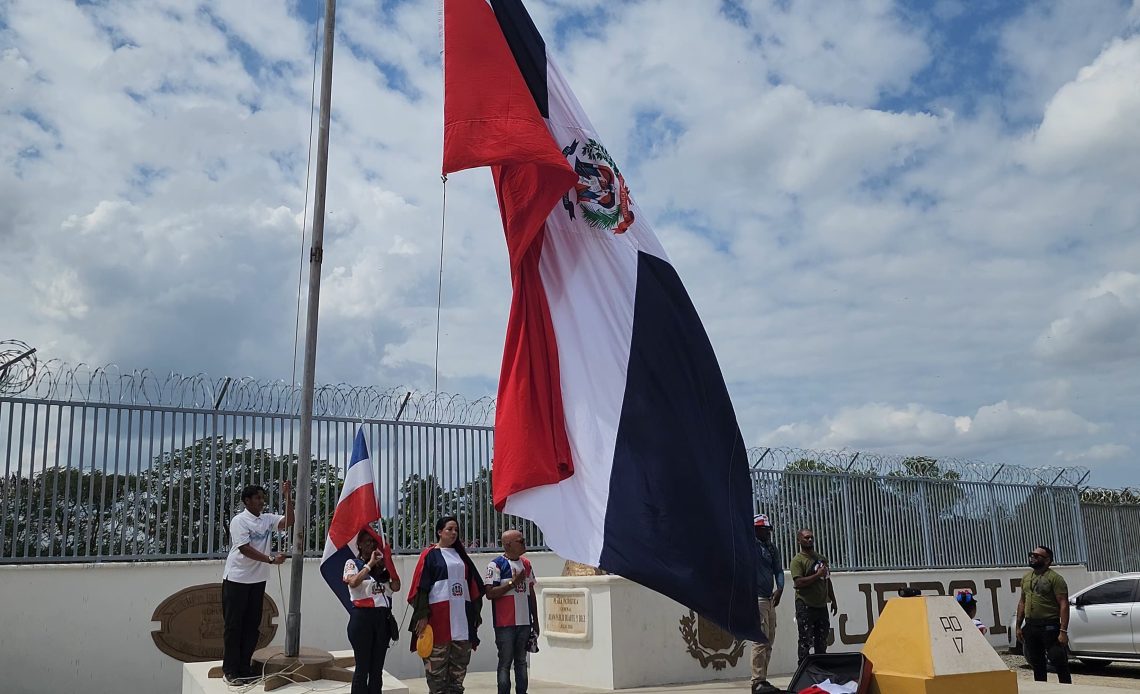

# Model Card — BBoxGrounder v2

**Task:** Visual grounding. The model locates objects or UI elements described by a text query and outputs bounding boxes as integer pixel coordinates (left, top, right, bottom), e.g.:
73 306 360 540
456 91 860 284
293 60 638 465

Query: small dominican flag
320 427 398 611
442 0 761 640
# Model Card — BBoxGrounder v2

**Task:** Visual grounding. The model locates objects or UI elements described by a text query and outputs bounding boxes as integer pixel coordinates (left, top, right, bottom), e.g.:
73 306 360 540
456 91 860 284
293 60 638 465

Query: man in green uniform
789 528 837 664
1015 545 1071 684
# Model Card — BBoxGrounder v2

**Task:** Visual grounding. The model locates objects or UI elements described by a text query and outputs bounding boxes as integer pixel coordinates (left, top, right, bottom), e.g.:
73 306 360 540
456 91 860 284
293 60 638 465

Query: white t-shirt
223 510 284 584
344 559 394 608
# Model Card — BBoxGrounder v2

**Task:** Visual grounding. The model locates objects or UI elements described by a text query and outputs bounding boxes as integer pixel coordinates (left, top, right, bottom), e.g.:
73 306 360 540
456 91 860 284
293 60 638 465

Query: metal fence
750 469 1086 571
0 393 535 563
1 354 1135 571
1081 502 1140 573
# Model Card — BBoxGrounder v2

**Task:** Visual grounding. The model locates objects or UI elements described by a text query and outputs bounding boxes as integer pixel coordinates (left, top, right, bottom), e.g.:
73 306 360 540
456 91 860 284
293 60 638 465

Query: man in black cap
750 513 783 694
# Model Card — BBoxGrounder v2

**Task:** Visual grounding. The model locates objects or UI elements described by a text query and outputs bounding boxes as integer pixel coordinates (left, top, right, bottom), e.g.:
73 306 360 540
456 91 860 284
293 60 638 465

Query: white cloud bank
1036 272 1140 364
764 401 1098 454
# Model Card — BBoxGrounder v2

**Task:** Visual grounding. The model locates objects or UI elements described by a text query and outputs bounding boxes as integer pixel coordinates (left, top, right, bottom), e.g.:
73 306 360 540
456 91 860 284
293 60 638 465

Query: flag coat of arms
442 0 761 640
320 428 398 611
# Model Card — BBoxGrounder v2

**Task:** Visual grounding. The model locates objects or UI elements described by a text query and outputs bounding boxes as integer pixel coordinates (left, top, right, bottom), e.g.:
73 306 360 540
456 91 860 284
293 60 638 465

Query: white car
1008 573 1140 667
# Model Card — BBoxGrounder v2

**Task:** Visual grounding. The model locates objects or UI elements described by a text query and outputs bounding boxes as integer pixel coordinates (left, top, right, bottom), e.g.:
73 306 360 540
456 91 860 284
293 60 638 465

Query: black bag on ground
785 653 873 694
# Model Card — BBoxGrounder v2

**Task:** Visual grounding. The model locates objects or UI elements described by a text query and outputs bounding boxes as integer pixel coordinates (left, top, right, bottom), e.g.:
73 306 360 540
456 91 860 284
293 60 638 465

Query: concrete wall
0 552 563 694
0 558 1103 694
526 564 1101 690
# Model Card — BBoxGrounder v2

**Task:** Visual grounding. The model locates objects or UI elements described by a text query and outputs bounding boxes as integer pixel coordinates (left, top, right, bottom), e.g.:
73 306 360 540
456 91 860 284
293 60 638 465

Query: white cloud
998 0 1138 121
1056 443 1130 463
34 270 90 321
764 400 1098 454
1025 36 1140 176
1036 272 1140 364
741 0 932 105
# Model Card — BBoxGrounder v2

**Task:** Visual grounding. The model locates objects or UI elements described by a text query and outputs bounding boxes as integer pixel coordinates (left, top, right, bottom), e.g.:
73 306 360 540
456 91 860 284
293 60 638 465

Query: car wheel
1078 658 1112 669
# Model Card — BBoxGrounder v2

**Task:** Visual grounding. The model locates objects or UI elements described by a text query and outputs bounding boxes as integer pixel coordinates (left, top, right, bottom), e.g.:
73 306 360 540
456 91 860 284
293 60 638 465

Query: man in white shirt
222 481 294 683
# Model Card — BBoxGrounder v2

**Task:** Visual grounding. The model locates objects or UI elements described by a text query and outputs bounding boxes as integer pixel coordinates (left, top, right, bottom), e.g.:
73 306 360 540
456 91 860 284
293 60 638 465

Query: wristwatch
267 553 276 564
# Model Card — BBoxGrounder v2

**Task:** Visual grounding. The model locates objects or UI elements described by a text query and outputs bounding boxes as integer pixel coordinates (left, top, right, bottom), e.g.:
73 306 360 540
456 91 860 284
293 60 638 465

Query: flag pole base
207 646 354 691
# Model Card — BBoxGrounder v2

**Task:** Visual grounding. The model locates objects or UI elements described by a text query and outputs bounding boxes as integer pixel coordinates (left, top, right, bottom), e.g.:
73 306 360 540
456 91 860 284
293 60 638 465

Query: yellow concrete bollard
862 595 1016 694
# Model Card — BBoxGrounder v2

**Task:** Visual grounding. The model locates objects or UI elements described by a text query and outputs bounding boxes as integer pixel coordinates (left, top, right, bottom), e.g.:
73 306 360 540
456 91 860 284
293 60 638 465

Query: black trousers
1022 619 1071 684
795 599 830 664
348 607 391 694
222 579 266 678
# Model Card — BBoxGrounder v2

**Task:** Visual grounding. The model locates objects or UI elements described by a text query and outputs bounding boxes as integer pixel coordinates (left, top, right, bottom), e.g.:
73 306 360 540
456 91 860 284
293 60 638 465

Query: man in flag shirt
485 529 538 694
408 516 486 694
442 0 761 640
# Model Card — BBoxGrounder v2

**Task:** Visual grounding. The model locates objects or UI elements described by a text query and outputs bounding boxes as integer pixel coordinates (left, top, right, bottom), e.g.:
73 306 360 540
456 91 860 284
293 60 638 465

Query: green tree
446 466 496 546
1 436 340 559
384 472 446 552
1 467 134 558
771 459 850 565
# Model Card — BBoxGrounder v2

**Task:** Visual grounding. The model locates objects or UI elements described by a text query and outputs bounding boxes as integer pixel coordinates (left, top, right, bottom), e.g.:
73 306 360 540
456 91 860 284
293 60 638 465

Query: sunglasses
1028 552 1048 559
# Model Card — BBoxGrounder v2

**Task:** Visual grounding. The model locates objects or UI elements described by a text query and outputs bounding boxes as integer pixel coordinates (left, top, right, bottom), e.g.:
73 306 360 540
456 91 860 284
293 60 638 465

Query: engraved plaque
151 583 278 662
543 588 590 641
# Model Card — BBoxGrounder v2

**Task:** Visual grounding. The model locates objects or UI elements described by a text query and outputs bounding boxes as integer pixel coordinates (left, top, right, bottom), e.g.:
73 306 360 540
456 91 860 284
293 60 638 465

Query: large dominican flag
442 0 761 640
320 428 398 611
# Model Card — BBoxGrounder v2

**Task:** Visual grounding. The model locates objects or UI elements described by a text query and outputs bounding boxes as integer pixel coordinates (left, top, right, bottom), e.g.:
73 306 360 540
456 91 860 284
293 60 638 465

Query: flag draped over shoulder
320 428 398 611
442 0 761 640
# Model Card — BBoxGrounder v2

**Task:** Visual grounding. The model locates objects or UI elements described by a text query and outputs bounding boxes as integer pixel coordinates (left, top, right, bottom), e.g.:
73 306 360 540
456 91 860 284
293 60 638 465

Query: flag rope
289 6 325 414
433 174 449 412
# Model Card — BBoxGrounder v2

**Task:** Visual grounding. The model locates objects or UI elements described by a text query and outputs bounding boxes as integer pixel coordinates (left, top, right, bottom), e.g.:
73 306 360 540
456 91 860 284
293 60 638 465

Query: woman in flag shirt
408 516 486 693
343 529 400 694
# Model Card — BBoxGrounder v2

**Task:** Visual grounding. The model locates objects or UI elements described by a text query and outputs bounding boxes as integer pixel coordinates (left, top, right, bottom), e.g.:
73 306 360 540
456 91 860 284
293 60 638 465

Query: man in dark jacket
751 514 784 693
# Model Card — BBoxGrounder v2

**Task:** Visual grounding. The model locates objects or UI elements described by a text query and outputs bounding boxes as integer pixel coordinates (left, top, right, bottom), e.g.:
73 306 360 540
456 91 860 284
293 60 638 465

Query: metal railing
1 353 1133 571
1080 502 1140 573
750 469 1086 571
0 396 536 562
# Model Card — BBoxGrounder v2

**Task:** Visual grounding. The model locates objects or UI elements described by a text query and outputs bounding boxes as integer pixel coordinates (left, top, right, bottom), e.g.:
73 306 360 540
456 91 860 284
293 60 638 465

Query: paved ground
1000 650 1140 690
402 672 789 692
401 662 1140 693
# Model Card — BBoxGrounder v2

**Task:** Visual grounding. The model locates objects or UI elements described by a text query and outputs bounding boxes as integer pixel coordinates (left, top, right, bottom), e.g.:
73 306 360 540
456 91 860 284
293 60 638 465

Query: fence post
1112 506 1126 574
208 412 217 555
1071 490 1090 566
985 484 1003 565
918 480 934 567
841 476 856 568
1045 487 1061 564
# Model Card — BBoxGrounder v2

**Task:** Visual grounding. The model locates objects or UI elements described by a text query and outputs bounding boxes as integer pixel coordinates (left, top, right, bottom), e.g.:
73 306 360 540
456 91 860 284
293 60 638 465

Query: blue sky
2 0 1140 487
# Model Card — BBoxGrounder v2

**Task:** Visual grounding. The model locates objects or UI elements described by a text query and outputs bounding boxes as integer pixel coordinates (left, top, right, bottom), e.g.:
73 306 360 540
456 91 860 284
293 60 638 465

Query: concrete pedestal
182 650 408 693
530 575 751 690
